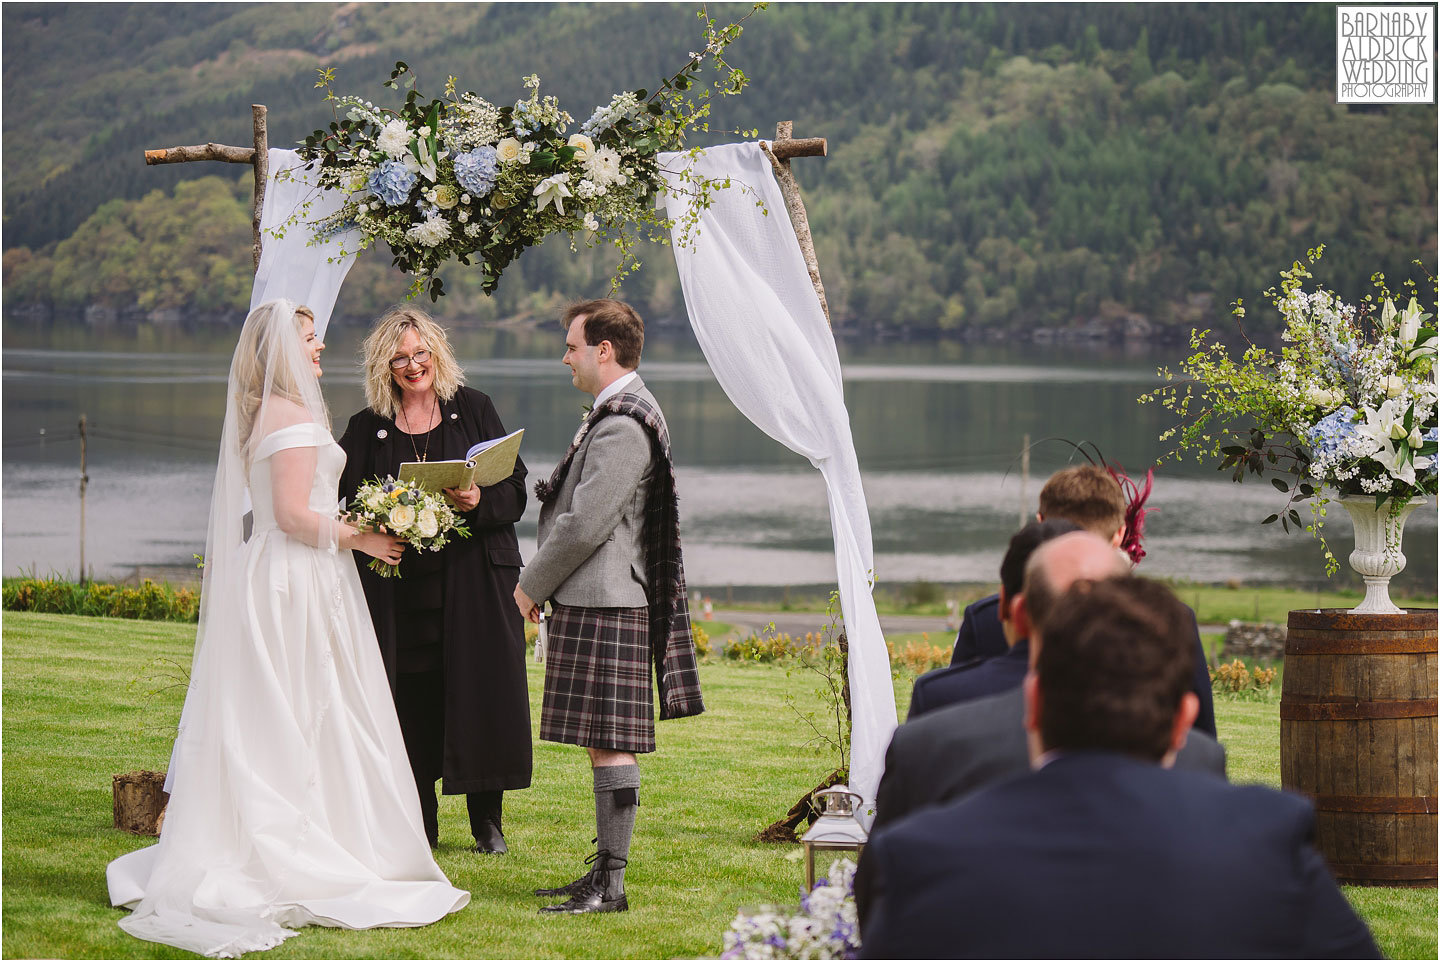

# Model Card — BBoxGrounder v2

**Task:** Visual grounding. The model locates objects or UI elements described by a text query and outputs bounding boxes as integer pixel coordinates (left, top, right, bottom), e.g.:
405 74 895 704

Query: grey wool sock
592 764 640 898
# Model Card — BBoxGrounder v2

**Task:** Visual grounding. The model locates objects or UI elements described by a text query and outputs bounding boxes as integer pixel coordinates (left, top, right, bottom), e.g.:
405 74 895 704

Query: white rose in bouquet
416 508 439 539
388 503 416 532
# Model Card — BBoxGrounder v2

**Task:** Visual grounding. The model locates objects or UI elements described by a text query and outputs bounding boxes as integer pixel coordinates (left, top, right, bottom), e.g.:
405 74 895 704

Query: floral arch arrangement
288 4 766 301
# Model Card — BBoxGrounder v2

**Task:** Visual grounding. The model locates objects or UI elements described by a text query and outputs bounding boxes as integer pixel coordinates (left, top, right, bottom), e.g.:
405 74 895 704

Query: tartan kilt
540 604 655 753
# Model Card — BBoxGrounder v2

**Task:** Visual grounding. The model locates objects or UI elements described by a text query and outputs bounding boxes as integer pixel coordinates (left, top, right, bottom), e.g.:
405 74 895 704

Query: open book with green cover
398 428 524 492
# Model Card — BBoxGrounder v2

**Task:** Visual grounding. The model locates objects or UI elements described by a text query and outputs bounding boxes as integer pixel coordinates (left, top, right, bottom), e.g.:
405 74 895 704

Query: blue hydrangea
367 160 417 207
453 146 499 197
1306 405 1359 457
1424 426 1439 444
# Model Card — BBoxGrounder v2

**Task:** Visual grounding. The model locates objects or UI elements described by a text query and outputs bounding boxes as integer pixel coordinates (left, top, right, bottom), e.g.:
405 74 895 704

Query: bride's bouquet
347 476 470 577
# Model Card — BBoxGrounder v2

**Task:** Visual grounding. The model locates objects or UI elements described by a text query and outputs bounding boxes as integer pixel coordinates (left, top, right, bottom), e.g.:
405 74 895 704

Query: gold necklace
400 394 438 462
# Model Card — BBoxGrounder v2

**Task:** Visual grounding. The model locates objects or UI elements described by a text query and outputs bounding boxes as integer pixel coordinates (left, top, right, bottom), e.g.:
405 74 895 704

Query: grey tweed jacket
518 377 662 609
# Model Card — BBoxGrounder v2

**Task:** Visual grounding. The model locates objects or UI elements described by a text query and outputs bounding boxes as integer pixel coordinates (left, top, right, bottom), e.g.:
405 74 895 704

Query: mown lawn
3 611 1434 959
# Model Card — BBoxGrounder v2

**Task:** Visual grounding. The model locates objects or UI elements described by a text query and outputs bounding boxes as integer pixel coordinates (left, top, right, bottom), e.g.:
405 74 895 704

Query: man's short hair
1038 465 1126 539
999 519 1081 600
1036 577 1194 761
563 298 644 369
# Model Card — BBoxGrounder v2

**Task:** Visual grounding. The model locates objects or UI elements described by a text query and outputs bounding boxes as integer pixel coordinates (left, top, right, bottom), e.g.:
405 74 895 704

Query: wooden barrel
1280 609 1437 886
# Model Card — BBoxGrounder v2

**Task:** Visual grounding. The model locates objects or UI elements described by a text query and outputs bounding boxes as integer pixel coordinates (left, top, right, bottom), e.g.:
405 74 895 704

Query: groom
514 298 704 915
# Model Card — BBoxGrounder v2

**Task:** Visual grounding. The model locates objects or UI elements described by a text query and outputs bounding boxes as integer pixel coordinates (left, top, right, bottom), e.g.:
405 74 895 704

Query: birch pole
145 104 269 271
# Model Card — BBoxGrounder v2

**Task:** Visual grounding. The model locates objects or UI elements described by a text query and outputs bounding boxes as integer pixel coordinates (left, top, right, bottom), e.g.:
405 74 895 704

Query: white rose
432 184 459 209
567 133 595 158
458 209 469 223
388 504 416 532
416 508 439 539
364 490 385 511
1306 387 1338 408
1384 375 1405 398
460 193 471 204
495 137 523 163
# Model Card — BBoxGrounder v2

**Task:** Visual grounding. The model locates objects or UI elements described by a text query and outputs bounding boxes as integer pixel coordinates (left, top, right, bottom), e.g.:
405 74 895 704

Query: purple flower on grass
368 160 417 207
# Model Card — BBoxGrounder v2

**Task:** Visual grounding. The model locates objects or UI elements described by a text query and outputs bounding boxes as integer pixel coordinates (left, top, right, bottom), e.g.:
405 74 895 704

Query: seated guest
857 576 1380 959
875 532 1225 834
907 520 1078 720
951 464 1217 736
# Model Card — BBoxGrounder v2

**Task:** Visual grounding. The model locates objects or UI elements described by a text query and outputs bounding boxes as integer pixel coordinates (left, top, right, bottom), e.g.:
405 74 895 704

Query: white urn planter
1336 495 1424 615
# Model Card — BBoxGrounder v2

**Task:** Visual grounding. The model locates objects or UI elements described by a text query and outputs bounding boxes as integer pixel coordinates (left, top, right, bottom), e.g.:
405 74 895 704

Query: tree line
3 3 1434 335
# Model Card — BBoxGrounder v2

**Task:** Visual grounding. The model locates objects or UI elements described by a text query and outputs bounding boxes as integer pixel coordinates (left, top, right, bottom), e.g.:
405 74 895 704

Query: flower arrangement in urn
1145 247 1436 611
290 5 765 301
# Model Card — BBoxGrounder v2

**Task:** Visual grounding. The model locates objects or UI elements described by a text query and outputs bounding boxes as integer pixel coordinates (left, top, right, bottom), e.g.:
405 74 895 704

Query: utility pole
1019 433 1031 528
78 414 89 585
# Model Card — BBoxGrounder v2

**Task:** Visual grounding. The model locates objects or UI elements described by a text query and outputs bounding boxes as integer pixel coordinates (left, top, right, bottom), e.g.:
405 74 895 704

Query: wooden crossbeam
762 121 830 326
143 105 269 272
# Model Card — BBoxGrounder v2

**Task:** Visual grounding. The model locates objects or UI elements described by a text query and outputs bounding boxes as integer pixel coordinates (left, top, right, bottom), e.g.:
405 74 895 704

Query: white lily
533 172 572 215
1398 297 1422 349
414 139 438 183
1381 297 1397 331
1356 400 1414 483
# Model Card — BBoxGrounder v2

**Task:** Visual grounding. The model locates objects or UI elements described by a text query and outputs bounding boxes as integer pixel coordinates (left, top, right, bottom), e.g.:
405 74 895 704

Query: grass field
4 611 1435 959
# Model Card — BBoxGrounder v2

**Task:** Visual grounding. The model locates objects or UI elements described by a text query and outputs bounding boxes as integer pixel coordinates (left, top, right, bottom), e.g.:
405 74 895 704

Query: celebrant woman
339 305 531 854
107 300 468 958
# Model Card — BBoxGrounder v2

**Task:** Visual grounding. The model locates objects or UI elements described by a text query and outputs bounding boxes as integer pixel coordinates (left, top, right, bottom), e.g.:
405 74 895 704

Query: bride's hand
356 530 407 565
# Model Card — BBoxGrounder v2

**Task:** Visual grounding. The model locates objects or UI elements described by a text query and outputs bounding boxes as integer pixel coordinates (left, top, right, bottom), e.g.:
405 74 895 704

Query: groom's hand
514 584 541 623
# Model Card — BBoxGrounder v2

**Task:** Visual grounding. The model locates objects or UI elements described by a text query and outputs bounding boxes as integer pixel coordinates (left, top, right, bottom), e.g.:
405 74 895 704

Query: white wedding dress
107 419 468 957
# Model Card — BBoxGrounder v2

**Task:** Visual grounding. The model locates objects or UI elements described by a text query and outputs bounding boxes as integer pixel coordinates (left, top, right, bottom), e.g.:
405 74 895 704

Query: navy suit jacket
950 594 1008 664
908 639 1029 720
872 686 1227 835
857 753 1381 959
950 591 1219 737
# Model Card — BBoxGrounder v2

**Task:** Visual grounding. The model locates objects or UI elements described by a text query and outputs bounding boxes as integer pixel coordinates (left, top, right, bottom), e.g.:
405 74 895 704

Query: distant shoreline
2 302 1244 347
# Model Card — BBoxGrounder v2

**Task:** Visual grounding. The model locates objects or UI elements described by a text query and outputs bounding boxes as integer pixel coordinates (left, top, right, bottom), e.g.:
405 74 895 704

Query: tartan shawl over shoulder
534 393 704 721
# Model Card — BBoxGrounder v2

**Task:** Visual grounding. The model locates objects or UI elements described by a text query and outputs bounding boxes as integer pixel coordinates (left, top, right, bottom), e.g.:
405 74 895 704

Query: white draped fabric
250 149 360 341
660 142 897 808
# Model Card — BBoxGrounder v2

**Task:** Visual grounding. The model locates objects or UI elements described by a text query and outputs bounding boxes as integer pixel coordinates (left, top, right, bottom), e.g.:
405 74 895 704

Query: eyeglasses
389 350 432 370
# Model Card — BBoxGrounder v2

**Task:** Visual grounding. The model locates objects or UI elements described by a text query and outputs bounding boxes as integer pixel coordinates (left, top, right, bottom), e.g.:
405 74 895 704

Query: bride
107 300 469 957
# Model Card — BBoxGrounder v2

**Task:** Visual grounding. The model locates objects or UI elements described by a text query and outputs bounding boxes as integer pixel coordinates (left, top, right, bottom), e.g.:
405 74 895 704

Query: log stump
113 770 169 836
1280 609 1437 886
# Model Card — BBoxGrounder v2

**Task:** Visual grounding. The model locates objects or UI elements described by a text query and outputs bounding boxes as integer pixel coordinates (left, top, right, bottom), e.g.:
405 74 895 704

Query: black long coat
338 385 532 794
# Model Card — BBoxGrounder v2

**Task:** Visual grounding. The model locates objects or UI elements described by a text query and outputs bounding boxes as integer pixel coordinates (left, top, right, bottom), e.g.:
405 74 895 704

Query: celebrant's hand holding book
398 428 524 505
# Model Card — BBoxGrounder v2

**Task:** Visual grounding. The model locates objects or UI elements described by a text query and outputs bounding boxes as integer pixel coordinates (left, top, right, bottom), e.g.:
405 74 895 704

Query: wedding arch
145 114 898 810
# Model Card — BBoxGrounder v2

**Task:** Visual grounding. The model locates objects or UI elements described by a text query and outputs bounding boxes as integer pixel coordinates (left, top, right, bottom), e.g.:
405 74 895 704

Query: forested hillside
3 3 1434 335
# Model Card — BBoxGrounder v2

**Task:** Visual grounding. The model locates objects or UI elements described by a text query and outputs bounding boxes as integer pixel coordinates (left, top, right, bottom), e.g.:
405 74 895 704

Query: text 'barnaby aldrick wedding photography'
1337 5 1435 102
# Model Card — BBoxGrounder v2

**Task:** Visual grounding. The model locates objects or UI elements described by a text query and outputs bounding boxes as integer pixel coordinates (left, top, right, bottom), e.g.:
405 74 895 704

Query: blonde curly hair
361 306 465 420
